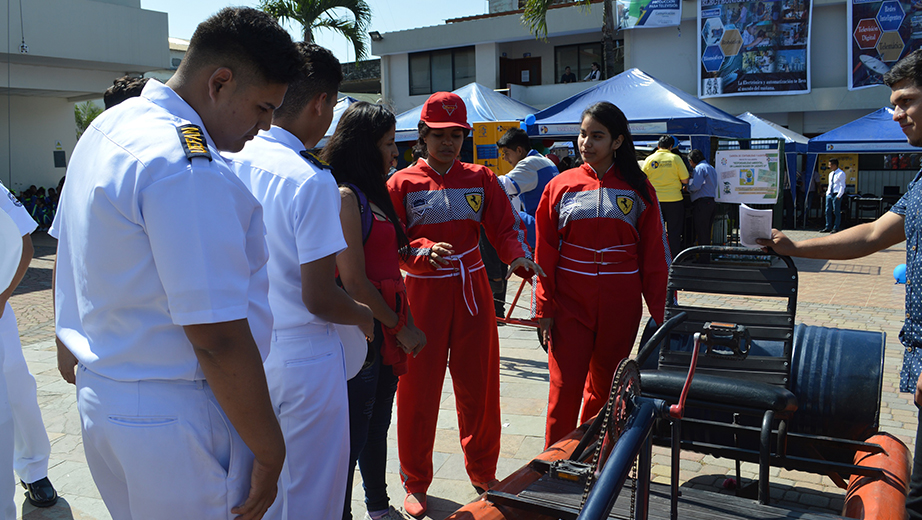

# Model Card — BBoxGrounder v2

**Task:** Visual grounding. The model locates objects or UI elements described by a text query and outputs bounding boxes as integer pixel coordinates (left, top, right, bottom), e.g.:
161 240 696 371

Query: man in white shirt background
823 158 846 233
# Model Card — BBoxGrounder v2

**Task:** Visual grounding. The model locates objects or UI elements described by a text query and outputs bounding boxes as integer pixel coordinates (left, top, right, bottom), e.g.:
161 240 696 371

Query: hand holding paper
739 204 772 248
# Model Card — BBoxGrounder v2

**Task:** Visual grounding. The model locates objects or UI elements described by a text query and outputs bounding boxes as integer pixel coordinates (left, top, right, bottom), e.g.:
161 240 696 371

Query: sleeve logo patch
617 196 634 215
177 124 212 161
8 191 22 207
466 192 483 213
299 150 332 170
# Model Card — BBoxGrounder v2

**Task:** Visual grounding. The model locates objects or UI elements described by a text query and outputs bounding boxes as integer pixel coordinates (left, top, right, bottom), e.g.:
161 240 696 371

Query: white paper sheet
739 204 772 249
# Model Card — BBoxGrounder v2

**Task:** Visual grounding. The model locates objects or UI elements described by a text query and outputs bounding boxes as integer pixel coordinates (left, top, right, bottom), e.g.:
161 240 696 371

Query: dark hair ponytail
581 102 653 205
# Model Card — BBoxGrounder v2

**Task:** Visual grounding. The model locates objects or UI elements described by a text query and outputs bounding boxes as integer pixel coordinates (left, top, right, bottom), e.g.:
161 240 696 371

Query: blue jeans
343 323 400 518
825 194 842 231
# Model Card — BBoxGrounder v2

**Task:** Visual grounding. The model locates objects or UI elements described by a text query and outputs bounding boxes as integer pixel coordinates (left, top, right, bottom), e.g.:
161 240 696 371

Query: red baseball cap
420 92 471 130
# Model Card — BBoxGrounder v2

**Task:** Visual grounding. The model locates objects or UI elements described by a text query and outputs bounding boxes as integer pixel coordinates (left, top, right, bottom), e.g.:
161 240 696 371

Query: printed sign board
715 149 781 203
848 0 920 90
699 0 812 97
473 122 520 175
617 0 683 29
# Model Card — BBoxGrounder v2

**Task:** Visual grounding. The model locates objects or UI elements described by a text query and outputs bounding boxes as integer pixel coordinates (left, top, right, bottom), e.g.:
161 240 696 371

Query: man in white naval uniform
226 43 375 520
0 181 57 508
51 8 302 519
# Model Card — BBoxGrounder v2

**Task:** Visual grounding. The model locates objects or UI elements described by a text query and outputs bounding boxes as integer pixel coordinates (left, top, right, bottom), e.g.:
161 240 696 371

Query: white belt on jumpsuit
405 245 484 316
557 241 639 276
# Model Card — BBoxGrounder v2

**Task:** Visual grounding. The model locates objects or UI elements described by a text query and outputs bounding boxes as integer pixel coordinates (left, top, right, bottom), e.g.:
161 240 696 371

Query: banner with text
715 149 781 203
617 0 683 29
849 0 921 90
699 0 812 97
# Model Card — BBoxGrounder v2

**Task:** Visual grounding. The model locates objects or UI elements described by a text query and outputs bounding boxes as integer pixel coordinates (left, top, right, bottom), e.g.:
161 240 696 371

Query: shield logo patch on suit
466 193 483 212
617 196 634 215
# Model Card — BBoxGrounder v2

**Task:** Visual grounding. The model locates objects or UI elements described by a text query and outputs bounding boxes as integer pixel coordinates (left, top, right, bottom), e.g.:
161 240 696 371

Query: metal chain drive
579 358 641 509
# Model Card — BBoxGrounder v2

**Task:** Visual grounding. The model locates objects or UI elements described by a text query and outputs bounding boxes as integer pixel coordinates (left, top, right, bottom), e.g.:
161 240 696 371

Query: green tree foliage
259 0 372 61
74 101 103 140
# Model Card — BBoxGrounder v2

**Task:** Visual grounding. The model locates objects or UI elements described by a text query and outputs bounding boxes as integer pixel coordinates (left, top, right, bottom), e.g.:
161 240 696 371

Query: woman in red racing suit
534 101 669 447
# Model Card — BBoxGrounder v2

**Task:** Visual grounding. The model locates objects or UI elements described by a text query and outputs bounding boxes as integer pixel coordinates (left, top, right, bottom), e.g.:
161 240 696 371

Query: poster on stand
473 122 519 175
617 0 683 29
715 149 781 203
699 0 812 97
848 0 921 90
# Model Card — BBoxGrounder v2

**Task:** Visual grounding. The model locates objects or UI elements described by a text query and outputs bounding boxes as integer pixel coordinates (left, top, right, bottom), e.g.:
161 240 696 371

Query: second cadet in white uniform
0 181 34 520
0 181 56 508
51 9 302 519
225 43 374 520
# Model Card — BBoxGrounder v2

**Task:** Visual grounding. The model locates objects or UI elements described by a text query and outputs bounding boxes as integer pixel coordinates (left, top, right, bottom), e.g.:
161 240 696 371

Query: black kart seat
642 371 798 414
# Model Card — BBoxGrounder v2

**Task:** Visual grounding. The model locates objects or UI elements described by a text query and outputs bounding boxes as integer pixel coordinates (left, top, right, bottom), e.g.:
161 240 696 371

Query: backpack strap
340 182 373 244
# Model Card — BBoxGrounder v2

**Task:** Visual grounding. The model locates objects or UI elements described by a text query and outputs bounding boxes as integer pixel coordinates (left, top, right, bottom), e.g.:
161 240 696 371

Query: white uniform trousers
76 366 253 520
0 307 15 520
263 323 349 520
0 302 51 484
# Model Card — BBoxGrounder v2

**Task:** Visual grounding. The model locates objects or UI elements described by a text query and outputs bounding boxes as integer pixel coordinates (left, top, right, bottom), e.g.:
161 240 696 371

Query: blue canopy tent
394 82 537 142
737 112 809 203
805 107 914 180
804 107 913 225
524 68 750 159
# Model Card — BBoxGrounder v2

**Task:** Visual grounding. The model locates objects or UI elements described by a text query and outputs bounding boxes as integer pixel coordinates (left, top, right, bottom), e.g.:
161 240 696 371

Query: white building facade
372 0 890 136
1 0 168 191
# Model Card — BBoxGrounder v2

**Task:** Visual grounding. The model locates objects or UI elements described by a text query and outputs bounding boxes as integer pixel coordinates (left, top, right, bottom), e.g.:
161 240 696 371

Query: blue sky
139 0 494 62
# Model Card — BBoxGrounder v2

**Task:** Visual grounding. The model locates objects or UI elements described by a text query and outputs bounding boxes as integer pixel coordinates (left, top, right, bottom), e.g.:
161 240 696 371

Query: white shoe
364 505 407 520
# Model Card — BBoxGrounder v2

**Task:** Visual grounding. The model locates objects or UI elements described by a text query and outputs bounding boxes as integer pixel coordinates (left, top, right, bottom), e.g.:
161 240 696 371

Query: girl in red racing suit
534 102 670 447
387 92 543 517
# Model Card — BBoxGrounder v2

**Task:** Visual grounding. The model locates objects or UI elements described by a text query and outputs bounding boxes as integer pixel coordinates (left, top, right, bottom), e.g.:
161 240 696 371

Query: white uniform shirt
50 80 273 382
0 182 37 237
826 168 846 197
225 126 347 331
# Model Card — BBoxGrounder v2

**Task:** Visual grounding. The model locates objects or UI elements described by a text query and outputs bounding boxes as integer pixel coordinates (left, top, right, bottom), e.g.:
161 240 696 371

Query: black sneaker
819 228 832 233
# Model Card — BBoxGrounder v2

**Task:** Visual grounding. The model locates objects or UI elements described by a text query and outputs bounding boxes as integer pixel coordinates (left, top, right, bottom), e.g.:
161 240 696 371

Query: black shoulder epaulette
177 124 212 161
300 150 331 170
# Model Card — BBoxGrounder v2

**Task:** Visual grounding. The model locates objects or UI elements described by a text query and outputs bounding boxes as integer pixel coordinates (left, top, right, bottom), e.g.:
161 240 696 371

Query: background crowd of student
13 183 61 231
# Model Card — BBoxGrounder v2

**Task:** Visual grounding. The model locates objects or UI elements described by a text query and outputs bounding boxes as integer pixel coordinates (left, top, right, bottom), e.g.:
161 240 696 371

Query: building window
555 42 622 83
409 47 476 96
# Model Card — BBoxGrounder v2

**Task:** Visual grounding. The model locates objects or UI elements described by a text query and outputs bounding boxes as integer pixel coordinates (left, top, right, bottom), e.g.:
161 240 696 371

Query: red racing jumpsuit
388 158 532 494
534 163 669 447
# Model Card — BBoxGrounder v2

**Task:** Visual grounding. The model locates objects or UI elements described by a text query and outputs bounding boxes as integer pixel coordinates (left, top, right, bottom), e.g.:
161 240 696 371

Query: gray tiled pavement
8 230 916 519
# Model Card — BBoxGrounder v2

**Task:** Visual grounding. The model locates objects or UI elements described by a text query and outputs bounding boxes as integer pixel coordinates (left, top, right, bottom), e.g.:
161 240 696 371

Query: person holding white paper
758 49 922 520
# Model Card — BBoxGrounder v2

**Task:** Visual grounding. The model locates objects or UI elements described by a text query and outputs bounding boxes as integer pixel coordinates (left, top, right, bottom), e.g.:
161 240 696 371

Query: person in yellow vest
642 135 689 257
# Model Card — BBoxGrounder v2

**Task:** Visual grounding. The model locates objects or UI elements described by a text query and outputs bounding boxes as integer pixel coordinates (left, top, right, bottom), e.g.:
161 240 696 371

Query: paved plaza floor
8 230 916 519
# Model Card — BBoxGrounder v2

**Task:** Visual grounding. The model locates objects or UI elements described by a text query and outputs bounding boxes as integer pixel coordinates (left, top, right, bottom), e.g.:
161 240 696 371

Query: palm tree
259 0 372 61
74 101 103 140
523 0 617 81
